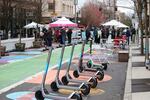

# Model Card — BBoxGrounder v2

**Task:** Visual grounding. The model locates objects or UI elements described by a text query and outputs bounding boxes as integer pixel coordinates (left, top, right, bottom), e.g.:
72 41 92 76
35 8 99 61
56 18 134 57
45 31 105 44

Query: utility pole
74 0 78 23
109 0 111 20
113 0 116 19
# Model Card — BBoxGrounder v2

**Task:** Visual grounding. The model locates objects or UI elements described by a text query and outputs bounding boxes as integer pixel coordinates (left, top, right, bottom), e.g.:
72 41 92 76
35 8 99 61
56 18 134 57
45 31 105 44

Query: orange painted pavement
26 69 112 84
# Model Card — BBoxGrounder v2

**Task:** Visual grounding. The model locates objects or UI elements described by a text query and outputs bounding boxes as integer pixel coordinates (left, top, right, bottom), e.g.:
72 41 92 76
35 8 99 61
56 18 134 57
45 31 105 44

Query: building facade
42 0 75 23
0 0 40 39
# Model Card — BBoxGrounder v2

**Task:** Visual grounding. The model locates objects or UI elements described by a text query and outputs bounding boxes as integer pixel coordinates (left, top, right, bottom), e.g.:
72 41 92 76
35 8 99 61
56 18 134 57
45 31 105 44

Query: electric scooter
50 45 90 96
72 41 105 81
87 39 108 70
35 47 82 100
61 44 97 88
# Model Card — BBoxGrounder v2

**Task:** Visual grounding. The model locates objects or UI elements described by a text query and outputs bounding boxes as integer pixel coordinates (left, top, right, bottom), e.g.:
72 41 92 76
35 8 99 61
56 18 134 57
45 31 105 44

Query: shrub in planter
33 38 43 48
15 43 26 51
0 46 6 56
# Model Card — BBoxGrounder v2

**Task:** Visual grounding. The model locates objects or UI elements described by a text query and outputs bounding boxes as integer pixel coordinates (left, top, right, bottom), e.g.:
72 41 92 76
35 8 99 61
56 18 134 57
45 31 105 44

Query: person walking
43 28 53 51
131 27 136 43
67 28 72 44
97 28 102 44
126 28 131 45
101 27 107 44
55 29 60 42
93 27 98 43
111 26 116 39
60 27 66 45
85 27 91 43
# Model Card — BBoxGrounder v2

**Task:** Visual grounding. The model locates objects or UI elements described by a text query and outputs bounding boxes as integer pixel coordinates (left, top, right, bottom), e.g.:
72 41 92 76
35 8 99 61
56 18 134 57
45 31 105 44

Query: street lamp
74 0 78 23
113 0 117 19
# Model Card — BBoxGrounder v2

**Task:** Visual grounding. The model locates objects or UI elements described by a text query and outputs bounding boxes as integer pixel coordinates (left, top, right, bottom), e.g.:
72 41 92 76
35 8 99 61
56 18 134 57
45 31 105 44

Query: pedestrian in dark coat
85 28 91 43
60 27 66 45
67 28 72 44
126 28 131 45
43 28 53 50
131 27 136 42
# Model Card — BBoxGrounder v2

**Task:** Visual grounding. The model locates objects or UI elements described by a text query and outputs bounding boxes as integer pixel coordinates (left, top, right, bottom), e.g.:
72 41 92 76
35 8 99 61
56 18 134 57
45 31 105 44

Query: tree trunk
139 15 144 55
135 0 144 55
143 0 149 64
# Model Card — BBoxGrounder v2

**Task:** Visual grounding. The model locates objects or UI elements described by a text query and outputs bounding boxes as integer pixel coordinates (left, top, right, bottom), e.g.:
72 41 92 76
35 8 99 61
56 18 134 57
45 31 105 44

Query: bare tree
81 1 106 27
134 0 144 55
0 0 13 39
143 0 149 64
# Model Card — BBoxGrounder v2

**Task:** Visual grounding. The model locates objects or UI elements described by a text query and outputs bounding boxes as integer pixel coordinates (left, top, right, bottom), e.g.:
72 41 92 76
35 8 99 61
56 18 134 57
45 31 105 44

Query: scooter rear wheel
102 63 108 70
73 70 79 78
87 60 92 68
61 76 69 85
35 90 44 100
50 81 59 91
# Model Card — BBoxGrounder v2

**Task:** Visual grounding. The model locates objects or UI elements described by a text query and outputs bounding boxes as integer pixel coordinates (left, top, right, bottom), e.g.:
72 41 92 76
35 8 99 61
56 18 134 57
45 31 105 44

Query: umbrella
24 22 44 29
102 19 128 28
49 17 77 27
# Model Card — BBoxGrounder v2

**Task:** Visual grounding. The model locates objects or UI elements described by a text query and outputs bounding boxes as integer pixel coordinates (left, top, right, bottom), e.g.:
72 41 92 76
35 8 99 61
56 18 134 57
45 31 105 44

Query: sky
78 0 134 15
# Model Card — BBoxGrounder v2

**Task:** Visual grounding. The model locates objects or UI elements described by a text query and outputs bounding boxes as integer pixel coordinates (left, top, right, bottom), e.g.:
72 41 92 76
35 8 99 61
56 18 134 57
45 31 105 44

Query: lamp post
113 0 116 19
74 0 78 23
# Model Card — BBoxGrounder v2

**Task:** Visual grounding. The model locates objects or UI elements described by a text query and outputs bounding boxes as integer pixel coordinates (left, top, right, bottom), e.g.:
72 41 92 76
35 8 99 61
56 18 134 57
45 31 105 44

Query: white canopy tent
49 17 77 27
24 22 44 29
102 20 128 28
116 22 129 28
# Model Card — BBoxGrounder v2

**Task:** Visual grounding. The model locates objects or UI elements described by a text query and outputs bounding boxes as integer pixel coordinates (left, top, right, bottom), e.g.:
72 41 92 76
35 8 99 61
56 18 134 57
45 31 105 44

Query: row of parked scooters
35 40 109 100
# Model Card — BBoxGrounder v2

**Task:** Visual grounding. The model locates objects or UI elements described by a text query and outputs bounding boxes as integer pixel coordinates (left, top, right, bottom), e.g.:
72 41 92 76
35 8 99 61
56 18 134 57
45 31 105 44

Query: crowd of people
39 25 136 50
82 26 136 47
40 27 73 50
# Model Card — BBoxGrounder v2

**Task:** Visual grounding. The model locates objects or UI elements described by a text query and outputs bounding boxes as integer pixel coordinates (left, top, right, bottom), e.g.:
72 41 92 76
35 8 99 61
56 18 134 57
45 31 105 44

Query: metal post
113 0 116 19
109 0 111 20
74 0 78 23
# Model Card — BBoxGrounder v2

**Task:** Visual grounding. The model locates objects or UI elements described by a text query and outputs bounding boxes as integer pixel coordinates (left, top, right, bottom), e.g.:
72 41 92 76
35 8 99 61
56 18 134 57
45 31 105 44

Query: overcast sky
78 0 134 15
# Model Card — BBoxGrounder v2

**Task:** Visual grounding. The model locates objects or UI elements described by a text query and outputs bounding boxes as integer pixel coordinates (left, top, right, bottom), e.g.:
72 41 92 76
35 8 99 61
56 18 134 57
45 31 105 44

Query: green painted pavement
0 44 89 90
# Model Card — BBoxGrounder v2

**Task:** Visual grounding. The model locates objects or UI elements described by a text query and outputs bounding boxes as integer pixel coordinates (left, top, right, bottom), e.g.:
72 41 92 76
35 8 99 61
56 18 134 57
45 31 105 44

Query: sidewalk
124 43 150 100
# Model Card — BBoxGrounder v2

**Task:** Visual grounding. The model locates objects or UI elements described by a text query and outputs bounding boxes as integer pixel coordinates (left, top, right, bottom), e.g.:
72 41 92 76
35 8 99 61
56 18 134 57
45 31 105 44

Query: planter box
15 43 26 51
33 40 42 48
0 46 6 56
118 50 129 62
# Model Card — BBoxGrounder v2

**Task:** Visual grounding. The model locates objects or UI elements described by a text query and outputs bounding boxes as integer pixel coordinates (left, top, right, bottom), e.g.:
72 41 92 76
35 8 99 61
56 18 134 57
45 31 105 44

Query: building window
48 3 54 10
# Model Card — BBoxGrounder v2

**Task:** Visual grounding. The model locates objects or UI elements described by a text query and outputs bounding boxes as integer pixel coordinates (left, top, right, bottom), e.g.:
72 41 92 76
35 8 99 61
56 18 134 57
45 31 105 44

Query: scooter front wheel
81 84 90 96
70 93 83 100
89 77 97 88
97 71 104 81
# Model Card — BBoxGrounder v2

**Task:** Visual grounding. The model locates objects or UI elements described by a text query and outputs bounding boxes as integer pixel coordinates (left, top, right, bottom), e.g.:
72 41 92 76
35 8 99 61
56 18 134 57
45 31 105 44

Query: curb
123 45 132 100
